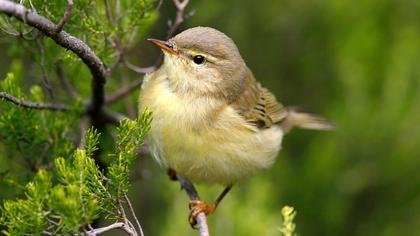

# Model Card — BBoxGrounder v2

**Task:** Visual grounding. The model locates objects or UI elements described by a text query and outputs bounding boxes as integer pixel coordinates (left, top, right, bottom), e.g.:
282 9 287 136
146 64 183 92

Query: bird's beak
147 38 178 55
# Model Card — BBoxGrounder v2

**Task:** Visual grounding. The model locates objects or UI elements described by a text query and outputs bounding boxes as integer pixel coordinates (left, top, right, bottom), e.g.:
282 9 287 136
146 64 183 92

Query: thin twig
54 0 73 34
154 0 163 11
104 0 114 24
119 200 129 225
109 0 191 102
167 0 191 38
0 0 36 38
35 37 55 101
55 61 80 99
144 0 191 72
124 60 156 74
118 199 137 236
85 222 136 236
114 0 121 23
0 92 69 111
176 175 210 236
124 194 144 236
46 218 59 226
105 78 143 104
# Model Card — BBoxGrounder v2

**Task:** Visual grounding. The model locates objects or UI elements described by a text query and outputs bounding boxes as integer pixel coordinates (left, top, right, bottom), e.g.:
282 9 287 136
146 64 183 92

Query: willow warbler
139 26 333 225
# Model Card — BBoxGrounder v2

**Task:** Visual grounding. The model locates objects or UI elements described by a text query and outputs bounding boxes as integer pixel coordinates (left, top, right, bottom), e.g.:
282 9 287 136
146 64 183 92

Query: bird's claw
188 200 215 228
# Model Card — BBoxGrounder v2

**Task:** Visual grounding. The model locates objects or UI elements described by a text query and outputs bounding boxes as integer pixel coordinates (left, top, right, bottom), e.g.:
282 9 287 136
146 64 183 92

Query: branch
124 194 144 236
42 230 53 236
106 78 143 104
177 175 210 236
0 92 69 111
167 0 191 38
86 222 136 236
0 91 124 124
0 0 107 124
118 200 136 236
124 60 156 74
54 0 73 34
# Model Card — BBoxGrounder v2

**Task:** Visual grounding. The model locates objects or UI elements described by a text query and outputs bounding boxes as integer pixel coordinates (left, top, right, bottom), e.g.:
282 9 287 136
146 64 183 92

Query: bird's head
148 27 248 102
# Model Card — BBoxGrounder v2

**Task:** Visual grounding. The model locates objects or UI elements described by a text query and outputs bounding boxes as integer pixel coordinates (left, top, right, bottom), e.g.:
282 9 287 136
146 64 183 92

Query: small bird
139 26 334 226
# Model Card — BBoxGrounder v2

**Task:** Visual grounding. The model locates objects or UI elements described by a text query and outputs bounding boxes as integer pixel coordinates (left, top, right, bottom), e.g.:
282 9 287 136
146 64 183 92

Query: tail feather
281 107 335 133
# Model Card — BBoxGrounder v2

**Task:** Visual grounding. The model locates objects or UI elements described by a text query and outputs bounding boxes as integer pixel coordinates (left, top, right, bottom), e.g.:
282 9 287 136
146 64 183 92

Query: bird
139 26 334 227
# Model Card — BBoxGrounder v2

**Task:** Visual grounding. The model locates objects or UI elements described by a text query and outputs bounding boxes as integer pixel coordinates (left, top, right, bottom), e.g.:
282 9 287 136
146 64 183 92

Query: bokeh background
2 0 420 235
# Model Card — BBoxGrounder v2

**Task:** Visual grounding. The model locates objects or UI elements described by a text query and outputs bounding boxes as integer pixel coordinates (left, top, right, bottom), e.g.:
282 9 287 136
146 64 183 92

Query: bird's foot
188 200 216 228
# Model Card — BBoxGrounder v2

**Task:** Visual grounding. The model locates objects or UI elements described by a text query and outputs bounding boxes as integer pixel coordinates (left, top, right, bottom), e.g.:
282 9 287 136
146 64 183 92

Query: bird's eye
193 55 205 65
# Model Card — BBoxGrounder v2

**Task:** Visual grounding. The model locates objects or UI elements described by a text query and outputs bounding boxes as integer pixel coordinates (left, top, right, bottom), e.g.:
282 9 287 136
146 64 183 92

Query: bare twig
109 0 195 102
124 60 156 74
0 91 122 124
46 218 59 226
176 175 210 236
104 0 114 24
0 0 36 38
124 194 144 236
54 0 73 34
106 78 143 104
107 0 192 103
142 0 191 74
107 53 122 73
119 200 130 225
114 0 121 23
0 92 69 111
155 0 163 11
35 37 55 101
118 199 138 236
55 62 80 99
167 0 191 38
86 222 136 236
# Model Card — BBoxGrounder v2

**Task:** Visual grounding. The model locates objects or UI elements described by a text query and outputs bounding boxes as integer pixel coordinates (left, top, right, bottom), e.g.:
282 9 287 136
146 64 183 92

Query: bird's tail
281 107 335 133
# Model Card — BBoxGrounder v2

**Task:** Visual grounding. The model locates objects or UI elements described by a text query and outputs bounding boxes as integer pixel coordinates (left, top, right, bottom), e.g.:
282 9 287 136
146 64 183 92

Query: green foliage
53 149 102 232
1 170 51 235
279 206 297 236
107 109 152 200
0 73 76 188
0 111 152 234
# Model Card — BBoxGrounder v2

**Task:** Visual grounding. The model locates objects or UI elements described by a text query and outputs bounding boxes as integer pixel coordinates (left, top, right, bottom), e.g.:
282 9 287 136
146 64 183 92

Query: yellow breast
139 71 283 185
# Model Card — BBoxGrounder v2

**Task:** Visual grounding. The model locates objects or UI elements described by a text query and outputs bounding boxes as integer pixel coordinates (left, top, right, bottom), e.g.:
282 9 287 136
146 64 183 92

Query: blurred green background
2 0 420 235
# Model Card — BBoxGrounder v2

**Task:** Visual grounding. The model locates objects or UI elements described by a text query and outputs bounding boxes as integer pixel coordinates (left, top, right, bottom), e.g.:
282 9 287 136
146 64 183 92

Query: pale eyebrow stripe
181 49 218 64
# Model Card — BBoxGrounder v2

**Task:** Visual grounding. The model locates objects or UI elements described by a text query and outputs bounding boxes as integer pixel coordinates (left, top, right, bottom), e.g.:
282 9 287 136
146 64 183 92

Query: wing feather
231 69 288 129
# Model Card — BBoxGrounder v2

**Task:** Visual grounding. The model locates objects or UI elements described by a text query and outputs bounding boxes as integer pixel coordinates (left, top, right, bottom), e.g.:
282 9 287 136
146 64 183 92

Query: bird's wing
231 69 288 129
